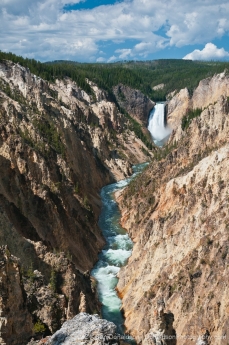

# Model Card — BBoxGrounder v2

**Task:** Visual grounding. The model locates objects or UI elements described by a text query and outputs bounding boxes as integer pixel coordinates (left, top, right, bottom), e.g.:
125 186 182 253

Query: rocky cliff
167 71 229 132
116 73 229 344
0 242 100 345
0 59 153 344
113 84 155 126
0 246 33 344
27 313 122 345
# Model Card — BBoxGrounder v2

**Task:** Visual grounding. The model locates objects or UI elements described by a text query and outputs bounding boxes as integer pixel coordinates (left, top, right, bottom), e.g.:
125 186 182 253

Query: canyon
116 71 229 344
0 55 229 345
0 59 151 344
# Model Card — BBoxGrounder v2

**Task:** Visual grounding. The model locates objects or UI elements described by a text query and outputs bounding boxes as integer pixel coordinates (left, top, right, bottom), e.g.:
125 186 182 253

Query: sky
1 0 229 63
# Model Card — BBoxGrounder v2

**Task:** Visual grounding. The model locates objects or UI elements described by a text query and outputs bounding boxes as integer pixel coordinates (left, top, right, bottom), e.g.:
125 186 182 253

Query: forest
1 50 229 102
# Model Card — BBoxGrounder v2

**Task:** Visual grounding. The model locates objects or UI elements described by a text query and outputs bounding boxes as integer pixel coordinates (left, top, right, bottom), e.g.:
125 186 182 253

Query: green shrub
74 182 79 194
181 108 202 130
32 119 65 155
26 263 36 282
50 269 57 292
33 320 46 334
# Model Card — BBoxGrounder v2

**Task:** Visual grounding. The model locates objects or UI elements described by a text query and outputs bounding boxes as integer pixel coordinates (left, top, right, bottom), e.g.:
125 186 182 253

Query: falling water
148 102 172 146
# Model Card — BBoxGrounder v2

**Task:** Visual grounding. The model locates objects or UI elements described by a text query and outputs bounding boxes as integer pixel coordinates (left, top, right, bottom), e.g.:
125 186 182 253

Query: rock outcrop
0 244 99 345
27 313 121 345
113 84 155 125
23 241 100 329
191 71 229 110
167 71 229 131
47 313 120 345
167 88 190 129
0 246 33 345
116 75 229 344
0 60 109 272
142 299 176 345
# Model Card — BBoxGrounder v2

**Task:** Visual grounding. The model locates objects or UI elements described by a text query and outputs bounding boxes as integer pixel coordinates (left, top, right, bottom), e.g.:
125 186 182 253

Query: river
91 103 170 337
91 163 148 336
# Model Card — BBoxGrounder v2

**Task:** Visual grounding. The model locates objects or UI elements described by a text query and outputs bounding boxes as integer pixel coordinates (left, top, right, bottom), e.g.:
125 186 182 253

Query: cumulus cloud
115 48 132 59
1 0 229 61
107 55 117 62
96 57 106 62
183 43 229 60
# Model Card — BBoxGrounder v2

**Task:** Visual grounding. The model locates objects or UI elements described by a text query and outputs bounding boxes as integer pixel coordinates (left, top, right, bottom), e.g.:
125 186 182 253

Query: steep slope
0 246 33 344
0 60 107 271
0 245 99 344
0 59 153 344
0 59 153 269
113 84 155 125
167 71 229 132
116 74 229 344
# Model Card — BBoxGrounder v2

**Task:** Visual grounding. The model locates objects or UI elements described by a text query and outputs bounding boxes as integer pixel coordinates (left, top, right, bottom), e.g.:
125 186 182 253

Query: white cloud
1 0 229 61
107 55 118 62
183 43 229 60
115 48 132 59
115 33 169 59
96 57 106 62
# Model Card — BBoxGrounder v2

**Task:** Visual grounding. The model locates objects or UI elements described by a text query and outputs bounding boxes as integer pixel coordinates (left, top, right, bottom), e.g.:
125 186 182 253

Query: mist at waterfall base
91 163 147 337
148 103 172 146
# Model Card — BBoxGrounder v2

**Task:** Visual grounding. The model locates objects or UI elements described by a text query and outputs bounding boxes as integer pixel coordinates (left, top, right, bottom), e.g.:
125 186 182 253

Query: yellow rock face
116 77 229 344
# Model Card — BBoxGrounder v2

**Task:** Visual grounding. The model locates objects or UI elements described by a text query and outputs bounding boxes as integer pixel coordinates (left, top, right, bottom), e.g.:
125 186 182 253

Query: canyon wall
4 61 229 345
167 71 229 132
116 73 229 345
0 59 153 344
113 84 155 125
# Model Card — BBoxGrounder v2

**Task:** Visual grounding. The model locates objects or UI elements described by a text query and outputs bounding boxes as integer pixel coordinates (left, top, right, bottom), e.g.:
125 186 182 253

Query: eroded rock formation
0 59 153 344
113 84 155 125
0 59 151 266
167 71 229 131
3 59 229 345
116 74 229 344
0 246 33 345
27 313 121 345
142 299 176 345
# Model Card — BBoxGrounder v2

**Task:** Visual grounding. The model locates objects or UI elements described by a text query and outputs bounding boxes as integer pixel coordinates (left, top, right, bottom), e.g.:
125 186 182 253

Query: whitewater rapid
148 102 171 146
91 163 147 335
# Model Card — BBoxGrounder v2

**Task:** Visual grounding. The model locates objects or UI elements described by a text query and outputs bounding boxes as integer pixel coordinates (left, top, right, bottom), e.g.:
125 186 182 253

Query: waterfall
148 103 171 146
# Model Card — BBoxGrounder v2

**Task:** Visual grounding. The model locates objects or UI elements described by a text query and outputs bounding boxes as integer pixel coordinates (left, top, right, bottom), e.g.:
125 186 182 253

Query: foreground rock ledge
28 313 123 345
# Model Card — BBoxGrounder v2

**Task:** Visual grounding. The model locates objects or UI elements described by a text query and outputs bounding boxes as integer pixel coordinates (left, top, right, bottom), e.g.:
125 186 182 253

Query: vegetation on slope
47 59 229 101
181 108 202 130
117 59 229 100
1 51 229 103
0 50 93 96
0 51 154 149
1 50 229 150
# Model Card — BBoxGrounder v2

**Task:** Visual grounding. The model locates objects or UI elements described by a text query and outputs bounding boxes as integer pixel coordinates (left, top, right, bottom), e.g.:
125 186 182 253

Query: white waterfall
148 103 171 146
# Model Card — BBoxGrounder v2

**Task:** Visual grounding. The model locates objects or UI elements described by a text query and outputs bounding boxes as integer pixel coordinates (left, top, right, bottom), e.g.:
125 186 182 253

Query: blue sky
63 0 118 11
1 0 229 62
